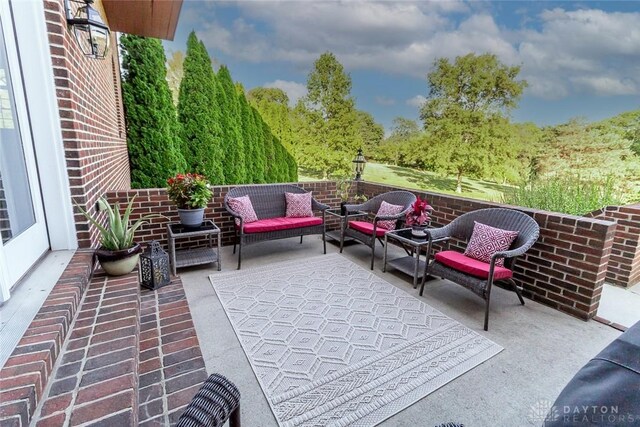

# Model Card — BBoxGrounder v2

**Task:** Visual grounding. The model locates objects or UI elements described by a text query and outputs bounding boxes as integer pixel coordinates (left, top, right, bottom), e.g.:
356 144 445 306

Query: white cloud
375 96 396 106
263 80 307 106
406 95 426 108
186 2 640 99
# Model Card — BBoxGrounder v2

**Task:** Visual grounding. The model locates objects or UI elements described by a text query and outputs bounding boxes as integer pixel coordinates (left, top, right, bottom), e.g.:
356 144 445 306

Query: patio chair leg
300 235 303 244
229 404 241 427
322 230 327 254
339 232 345 253
237 242 242 270
508 278 525 305
484 297 490 331
370 242 375 270
233 242 236 254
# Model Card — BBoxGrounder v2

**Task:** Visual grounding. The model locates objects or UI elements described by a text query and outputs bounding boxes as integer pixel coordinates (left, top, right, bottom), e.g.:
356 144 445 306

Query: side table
167 220 221 275
325 208 367 243
383 228 447 289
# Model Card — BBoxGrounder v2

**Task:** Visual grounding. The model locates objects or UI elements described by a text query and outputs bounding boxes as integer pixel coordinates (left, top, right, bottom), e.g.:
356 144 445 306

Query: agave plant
76 196 161 251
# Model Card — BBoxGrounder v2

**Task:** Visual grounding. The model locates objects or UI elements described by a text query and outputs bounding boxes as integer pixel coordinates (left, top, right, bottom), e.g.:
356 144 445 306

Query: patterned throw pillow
285 192 314 218
227 196 258 225
376 201 404 231
464 221 519 267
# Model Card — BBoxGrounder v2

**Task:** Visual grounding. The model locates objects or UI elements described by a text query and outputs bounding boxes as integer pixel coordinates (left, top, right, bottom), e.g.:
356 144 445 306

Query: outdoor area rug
209 254 502 426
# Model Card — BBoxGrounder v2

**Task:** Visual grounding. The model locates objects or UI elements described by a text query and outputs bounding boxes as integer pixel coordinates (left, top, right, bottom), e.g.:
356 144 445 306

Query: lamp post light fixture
64 0 110 59
352 148 366 181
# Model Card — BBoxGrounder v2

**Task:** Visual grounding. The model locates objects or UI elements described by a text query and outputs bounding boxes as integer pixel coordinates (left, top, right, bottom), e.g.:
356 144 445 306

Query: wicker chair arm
374 208 410 222
425 223 455 241
493 243 532 260
311 198 330 211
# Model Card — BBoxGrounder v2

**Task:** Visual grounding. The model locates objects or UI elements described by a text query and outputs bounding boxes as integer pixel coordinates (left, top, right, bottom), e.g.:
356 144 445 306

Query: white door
0 1 50 301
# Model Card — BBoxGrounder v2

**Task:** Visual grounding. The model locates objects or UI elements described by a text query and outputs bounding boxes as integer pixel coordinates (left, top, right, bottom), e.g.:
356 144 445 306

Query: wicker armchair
340 191 417 270
225 184 330 269
177 373 240 427
420 208 540 331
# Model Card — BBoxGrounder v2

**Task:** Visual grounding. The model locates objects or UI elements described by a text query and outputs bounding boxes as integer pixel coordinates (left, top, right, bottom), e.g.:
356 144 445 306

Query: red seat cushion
434 250 513 280
242 216 323 234
348 221 387 237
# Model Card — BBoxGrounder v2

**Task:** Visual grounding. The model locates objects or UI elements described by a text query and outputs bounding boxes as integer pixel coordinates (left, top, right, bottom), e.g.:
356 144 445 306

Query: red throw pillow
464 221 518 267
228 196 258 225
376 201 404 231
285 192 313 218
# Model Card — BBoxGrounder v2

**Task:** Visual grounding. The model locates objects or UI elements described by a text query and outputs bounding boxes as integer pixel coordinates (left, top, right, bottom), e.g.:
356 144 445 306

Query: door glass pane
0 19 35 244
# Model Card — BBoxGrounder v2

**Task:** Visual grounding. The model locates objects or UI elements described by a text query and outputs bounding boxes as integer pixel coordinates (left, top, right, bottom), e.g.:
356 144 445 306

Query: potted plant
405 196 432 237
77 196 159 276
336 180 368 215
167 173 213 227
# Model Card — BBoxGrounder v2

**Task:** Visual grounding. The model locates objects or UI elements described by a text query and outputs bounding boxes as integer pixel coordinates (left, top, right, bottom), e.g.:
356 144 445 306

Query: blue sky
165 1 640 132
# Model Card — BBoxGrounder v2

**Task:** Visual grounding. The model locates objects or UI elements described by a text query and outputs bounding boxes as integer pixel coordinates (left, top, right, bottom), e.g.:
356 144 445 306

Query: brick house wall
44 0 130 248
588 204 640 288
357 181 615 321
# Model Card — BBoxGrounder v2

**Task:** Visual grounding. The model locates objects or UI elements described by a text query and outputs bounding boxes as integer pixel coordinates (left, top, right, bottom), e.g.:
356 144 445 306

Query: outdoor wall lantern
353 148 366 181
140 241 171 290
64 0 110 59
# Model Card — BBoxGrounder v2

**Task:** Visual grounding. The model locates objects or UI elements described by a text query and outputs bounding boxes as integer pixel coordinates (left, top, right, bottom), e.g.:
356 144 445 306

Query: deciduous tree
420 53 527 192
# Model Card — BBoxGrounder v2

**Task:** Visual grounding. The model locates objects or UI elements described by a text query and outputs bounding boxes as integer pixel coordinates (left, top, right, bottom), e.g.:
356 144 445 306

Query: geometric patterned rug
209 254 502 426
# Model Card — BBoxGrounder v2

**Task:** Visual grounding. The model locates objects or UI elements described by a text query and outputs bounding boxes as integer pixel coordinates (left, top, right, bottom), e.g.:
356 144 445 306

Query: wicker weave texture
177 373 241 427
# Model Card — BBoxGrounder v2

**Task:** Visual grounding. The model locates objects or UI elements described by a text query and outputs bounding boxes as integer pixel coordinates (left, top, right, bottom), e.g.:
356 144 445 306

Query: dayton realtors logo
529 400 638 425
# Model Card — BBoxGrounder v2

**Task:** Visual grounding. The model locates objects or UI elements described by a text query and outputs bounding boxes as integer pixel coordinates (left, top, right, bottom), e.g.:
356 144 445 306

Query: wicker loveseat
224 184 330 269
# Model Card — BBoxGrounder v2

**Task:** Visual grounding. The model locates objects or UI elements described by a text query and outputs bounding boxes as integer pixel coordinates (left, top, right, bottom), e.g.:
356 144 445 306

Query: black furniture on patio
420 208 540 331
340 191 417 270
544 320 640 427
225 184 329 269
177 373 241 427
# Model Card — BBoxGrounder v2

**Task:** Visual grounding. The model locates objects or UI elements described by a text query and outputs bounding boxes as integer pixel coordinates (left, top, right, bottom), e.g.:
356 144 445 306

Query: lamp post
64 0 110 59
352 148 366 181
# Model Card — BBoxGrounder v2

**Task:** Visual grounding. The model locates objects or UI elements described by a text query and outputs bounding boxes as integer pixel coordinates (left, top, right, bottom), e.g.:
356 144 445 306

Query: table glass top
388 228 430 244
169 221 218 234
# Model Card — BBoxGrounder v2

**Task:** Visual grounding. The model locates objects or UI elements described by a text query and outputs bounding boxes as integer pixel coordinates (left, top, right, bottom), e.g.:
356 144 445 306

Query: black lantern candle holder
140 241 171 290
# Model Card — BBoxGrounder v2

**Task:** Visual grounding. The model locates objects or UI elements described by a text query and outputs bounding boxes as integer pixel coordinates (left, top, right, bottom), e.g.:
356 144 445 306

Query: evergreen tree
251 107 266 183
216 66 246 184
236 86 256 184
262 121 276 181
120 34 186 189
177 33 224 184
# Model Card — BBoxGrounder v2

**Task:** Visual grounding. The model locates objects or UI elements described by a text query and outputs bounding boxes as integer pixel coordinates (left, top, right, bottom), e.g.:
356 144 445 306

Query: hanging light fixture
64 0 110 59
352 148 366 181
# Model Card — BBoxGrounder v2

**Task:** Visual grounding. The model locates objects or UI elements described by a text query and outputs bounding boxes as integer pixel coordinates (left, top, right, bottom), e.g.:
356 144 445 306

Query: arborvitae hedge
177 33 225 184
217 66 246 184
120 35 186 188
124 32 298 186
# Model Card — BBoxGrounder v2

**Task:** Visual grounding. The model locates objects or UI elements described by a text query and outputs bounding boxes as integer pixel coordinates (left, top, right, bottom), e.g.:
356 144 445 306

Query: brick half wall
106 181 343 250
588 204 640 288
106 181 616 322
358 181 615 321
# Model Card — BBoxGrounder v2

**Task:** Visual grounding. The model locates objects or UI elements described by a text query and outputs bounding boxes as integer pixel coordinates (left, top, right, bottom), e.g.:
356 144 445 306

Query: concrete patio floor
180 236 621 426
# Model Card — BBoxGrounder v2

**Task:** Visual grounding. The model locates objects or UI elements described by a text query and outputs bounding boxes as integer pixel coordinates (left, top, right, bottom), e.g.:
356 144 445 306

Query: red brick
75 374 135 405
40 393 72 417
69 391 134 425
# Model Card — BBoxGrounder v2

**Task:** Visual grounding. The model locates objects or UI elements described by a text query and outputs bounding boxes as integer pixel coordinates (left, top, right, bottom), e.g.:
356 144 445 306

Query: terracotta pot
96 243 142 276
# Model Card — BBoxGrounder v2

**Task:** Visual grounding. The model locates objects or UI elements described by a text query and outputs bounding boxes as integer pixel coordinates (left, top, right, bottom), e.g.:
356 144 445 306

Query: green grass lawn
299 162 514 202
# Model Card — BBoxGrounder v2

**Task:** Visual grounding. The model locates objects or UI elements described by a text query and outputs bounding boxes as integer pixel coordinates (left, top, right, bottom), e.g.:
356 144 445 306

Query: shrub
502 175 622 215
